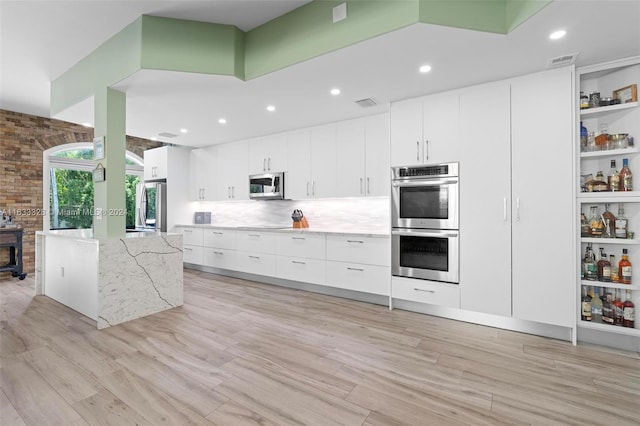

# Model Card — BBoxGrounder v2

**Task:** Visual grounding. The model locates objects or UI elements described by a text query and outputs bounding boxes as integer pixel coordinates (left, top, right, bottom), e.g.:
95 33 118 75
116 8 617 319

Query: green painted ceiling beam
51 0 550 115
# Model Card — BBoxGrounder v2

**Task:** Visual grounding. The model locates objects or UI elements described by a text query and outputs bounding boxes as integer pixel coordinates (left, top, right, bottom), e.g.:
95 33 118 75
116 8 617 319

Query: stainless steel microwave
249 172 285 200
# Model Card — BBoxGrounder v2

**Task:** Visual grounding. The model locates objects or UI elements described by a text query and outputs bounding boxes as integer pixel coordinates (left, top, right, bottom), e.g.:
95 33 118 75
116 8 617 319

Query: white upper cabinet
390 91 459 166
248 134 287 175
286 130 311 199
216 141 249 200
309 125 337 198
189 147 216 201
364 114 390 196
144 146 168 180
336 119 366 197
459 80 512 317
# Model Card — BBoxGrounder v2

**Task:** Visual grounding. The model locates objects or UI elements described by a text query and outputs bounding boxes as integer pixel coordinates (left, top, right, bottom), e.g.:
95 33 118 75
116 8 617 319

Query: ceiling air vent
547 52 579 69
355 98 377 108
158 132 178 138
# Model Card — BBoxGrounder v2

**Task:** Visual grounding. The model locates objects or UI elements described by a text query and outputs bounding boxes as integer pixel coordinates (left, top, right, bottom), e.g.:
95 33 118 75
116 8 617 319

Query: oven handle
392 229 459 238
392 178 458 187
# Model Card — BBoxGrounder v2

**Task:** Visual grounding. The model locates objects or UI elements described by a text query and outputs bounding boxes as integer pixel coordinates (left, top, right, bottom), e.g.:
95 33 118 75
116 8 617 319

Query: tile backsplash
187 197 390 232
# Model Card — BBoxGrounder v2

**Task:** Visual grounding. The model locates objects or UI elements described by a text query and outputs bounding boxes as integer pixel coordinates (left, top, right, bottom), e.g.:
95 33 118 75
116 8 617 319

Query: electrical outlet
333 2 347 23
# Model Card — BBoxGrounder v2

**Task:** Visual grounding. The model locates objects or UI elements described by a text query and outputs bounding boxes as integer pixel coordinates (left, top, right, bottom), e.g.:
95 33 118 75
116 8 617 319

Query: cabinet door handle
347 240 363 243
416 141 420 162
183 229 193 233
213 232 223 235
347 267 364 272
184 247 192 251
414 288 435 293
228 186 231 198
232 186 235 199
367 177 370 194
249 255 260 259
292 237 305 240
516 197 521 221
248 234 260 237
360 177 363 194
213 251 224 255
292 260 306 265
263 158 266 171
268 158 271 171
312 181 316 196
306 181 310 196
425 140 429 161
503 197 507 222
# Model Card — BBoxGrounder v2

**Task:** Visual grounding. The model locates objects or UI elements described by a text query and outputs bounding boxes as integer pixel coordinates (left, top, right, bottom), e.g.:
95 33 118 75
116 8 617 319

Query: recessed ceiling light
549 30 566 40
150 137 157 141
218 118 227 124
266 105 276 112
180 128 188 133
419 65 432 73
82 122 92 127
330 88 341 96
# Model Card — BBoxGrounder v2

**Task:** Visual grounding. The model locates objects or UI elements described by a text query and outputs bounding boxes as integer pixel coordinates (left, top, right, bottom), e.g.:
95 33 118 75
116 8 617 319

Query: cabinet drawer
277 256 325 285
326 261 390 295
236 231 278 254
176 227 203 246
277 233 326 259
183 245 203 265
236 252 276 277
392 277 460 308
326 235 390 266
203 248 236 270
203 229 236 249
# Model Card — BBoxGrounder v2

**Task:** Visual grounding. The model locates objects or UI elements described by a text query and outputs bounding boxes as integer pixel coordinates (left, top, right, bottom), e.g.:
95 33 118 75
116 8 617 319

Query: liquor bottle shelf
580 146 640 158
580 237 640 245
578 192 640 203
580 101 638 117
578 320 640 336
580 280 640 290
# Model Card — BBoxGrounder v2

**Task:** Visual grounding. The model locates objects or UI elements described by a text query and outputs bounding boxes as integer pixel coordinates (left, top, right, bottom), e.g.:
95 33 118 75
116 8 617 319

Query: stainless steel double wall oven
391 162 459 283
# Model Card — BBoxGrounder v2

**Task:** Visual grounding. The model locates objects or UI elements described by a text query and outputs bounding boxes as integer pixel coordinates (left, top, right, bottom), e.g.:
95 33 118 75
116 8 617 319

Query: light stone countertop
36 229 179 240
174 224 390 238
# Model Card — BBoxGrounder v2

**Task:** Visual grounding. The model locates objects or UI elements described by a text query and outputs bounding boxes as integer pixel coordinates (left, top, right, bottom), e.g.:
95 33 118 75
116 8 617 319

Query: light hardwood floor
1 269 639 426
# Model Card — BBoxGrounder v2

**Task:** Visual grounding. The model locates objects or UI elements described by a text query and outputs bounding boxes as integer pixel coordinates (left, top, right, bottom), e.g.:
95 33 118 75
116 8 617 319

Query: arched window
43 143 144 230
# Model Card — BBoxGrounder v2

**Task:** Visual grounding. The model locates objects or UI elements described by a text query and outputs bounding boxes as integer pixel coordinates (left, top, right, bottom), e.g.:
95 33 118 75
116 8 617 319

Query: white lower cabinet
326 235 390 266
236 231 279 254
326 262 389 295
176 226 204 246
277 256 326 285
392 277 460 309
203 248 236 270
276 233 326 259
236 252 277 277
182 245 203 265
203 229 236 249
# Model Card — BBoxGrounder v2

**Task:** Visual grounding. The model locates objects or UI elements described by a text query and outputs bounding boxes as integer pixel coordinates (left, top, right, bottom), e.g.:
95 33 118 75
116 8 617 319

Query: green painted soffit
51 0 549 115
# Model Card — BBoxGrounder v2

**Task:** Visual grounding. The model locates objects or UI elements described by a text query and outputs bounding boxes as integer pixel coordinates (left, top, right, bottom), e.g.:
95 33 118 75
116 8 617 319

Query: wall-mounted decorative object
93 136 105 160
93 163 105 182
613 84 638 103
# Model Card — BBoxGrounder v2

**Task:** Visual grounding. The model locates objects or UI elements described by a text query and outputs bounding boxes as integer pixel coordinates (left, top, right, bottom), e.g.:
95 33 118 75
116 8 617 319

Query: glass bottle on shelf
580 122 588 152
619 248 632 284
607 161 619 192
610 254 619 283
602 203 616 238
597 248 611 282
615 204 628 239
584 244 598 281
588 206 603 237
580 92 589 109
613 289 624 326
591 287 603 323
602 292 614 325
581 286 592 321
581 209 589 237
618 158 633 191
622 290 635 328
587 131 596 152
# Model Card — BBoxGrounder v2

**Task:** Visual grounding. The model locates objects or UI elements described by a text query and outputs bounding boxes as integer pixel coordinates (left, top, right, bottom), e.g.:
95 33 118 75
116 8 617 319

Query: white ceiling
2 1 640 148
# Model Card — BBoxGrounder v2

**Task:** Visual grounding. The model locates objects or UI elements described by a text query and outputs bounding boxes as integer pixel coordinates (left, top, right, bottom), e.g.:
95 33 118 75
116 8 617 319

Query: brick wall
0 109 163 275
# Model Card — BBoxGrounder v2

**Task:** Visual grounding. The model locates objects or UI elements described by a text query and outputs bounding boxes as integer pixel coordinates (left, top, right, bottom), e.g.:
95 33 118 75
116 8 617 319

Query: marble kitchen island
35 229 183 329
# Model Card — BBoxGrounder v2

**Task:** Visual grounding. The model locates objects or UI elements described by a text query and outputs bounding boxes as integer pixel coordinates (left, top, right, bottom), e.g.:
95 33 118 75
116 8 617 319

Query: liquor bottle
610 254 619 282
584 244 598 281
618 158 633 191
581 287 592 321
602 203 616 238
590 287 603 323
615 204 628 239
597 248 611 282
622 290 635 328
581 209 590 237
619 248 632 284
587 131 596 152
588 206 603 237
602 292 615 325
580 121 588 151
613 289 624 326
607 161 620 192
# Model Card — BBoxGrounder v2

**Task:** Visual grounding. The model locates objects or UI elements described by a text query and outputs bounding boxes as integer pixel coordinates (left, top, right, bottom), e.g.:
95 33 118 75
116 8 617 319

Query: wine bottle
618 158 633 191
622 290 635 328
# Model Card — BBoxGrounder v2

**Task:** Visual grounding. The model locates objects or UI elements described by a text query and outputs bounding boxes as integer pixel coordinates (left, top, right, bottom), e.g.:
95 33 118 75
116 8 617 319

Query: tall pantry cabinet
459 66 575 330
